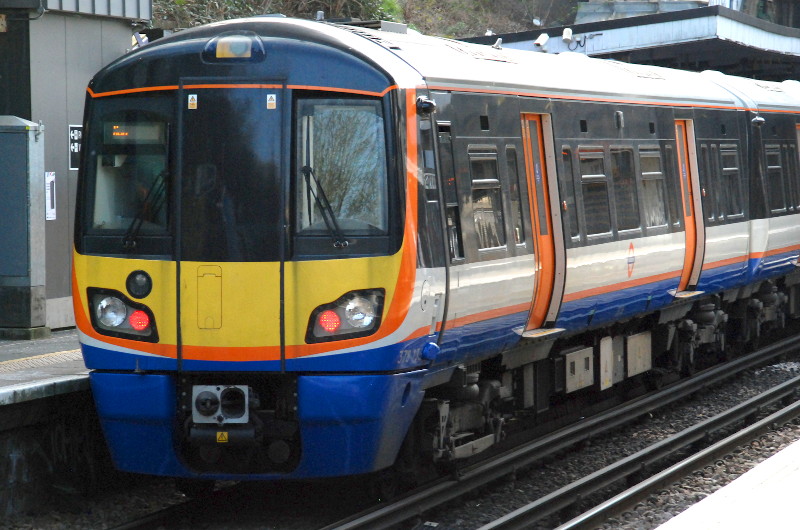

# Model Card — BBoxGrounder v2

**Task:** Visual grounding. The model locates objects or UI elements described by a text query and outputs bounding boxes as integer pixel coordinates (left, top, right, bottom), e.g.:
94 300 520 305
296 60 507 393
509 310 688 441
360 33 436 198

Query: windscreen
295 98 389 237
92 112 169 235
78 92 397 259
78 99 173 257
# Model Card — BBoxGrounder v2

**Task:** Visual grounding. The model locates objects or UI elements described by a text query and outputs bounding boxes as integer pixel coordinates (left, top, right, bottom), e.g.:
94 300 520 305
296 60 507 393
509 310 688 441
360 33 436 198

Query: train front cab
74 25 436 480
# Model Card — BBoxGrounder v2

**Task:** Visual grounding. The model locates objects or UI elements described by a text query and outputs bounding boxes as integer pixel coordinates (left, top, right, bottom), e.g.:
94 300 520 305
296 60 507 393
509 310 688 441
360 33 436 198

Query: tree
152 0 579 37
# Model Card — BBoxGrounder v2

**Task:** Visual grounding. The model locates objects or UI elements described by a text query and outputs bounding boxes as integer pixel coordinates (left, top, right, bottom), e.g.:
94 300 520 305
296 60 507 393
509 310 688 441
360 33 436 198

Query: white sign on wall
45 172 56 220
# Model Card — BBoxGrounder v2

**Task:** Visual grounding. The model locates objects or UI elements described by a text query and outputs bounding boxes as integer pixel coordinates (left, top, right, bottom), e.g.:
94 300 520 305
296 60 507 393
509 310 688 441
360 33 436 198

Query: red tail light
129 310 151 331
318 310 341 333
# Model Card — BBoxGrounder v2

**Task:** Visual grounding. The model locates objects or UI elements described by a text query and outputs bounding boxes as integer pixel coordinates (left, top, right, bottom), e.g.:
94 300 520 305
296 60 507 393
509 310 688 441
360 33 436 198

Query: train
73 16 800 488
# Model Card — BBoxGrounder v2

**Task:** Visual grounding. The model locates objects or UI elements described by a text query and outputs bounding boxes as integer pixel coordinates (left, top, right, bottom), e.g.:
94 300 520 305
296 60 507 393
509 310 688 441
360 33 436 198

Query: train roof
105 17 800 115
345 20 800 114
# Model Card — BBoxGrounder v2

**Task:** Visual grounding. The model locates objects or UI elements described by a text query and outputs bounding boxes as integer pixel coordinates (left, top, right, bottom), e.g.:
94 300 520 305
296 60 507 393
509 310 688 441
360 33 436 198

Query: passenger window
720 147 743 218
766 146 785 212
579 150 611 236
560 147 579 240
789 144 800 210
610 147 640 231
781 146 795 212
663 145 682 229
639 149 668 227
699 145 716 222
506 147 526 245
470 154 506 250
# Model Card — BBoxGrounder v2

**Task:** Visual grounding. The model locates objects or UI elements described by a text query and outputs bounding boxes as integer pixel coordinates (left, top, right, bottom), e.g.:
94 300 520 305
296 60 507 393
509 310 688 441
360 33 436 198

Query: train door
520 114 562 333
176 81 285 366
674 119 705 293
416 105 448 347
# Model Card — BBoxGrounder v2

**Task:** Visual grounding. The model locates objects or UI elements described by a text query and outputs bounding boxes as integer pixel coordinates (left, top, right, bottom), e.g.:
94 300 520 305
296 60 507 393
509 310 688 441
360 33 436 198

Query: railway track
482 376 800 529
321 333 800 530
110 333 800 530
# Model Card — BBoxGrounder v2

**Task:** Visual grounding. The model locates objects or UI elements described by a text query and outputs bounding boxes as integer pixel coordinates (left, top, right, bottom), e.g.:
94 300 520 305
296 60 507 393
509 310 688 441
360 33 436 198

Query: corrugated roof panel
716 17 800 54
44 0 150 20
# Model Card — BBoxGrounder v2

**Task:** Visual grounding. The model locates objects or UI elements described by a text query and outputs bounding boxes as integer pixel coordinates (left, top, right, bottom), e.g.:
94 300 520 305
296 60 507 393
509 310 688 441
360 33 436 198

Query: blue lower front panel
90 369 426 479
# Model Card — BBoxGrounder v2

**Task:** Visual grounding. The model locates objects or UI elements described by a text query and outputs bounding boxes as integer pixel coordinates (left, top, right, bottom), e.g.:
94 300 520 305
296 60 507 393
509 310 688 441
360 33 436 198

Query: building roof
0 0 151 20
464 6 800 81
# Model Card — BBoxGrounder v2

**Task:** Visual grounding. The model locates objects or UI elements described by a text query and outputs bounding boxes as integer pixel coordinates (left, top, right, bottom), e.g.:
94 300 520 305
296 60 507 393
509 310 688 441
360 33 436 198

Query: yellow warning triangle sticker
216 431 229 443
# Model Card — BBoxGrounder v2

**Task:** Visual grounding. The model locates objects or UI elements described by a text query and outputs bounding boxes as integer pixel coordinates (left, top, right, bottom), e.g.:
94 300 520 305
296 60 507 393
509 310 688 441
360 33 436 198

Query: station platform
0 329 86 406
658 436 800 529
0 328 101 516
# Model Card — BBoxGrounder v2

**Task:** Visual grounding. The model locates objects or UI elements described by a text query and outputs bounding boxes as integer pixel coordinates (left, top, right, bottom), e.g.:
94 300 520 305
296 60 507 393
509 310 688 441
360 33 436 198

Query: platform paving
0 329 87 405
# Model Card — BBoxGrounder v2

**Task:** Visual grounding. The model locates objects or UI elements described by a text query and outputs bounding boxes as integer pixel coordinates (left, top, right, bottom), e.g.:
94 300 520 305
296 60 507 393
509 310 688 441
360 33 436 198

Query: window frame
468 148 508 252
578 146 613 241
765 144 786 214
609 145 643 236
638 146 670 231
718 145 745 221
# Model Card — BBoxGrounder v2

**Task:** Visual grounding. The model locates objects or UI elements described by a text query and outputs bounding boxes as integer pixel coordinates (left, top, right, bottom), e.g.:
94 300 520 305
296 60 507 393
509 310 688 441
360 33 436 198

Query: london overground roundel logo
627 243 635 278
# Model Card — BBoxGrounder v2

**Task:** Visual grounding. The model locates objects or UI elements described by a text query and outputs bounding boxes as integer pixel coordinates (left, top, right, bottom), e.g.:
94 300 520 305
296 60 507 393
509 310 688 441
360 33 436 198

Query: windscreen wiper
301 165 349 249
122 172 167 251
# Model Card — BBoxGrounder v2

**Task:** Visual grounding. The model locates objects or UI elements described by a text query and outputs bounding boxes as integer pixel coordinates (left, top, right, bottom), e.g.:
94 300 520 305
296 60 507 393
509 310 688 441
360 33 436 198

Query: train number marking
188 94 198 110
216 432 229 443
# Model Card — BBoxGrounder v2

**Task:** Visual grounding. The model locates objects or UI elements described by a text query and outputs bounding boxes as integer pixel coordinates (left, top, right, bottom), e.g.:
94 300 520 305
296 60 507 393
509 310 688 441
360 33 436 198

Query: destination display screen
103 121 165 145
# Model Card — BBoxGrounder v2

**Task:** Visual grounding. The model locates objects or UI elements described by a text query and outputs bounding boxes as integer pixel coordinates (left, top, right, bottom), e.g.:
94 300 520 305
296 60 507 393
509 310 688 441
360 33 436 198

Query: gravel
4 475 185 529
413 358 800 529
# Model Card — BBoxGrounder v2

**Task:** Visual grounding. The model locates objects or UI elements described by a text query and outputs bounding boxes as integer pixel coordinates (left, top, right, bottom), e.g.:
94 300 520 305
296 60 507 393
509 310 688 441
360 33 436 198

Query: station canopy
465 6 800 82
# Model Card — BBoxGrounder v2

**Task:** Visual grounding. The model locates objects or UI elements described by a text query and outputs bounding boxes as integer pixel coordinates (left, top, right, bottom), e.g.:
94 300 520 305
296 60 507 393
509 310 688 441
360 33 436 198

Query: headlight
306 289 385 343
97 296 127 327
88 288 159 342
345 296 376 328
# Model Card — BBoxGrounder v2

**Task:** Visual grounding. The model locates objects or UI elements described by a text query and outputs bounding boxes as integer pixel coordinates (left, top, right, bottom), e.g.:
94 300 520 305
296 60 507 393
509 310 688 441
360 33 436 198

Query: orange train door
674 119 705 293
520 114 559 332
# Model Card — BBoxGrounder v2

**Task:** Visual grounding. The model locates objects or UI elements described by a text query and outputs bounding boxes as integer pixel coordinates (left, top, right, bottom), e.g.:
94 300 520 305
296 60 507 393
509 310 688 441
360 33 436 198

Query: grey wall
29 13 132 328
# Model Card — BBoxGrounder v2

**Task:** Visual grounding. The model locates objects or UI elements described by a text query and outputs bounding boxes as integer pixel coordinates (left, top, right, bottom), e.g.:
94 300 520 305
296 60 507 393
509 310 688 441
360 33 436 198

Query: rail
480 375 800 529
320 334 800 530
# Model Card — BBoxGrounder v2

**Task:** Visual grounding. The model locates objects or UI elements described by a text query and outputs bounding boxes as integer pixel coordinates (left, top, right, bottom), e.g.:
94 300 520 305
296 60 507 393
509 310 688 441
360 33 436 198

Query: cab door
176 81 285 366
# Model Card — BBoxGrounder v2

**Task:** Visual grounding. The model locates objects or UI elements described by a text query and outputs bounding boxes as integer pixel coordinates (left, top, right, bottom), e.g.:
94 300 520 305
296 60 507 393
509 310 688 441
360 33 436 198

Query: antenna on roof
492 38 503 50
315 11 325 21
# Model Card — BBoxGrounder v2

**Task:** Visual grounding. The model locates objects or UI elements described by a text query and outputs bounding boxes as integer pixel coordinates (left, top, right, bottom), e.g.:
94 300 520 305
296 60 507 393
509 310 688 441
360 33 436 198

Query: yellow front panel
73 253 179 348
282 253 402 346
179 250 403 354
180 262 279 348
74 245 405 360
